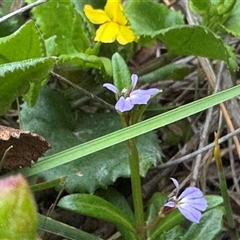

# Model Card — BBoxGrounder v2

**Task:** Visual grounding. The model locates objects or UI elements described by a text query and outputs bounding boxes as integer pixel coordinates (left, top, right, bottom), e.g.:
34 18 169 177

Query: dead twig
0 0 47 23
51 72 115 110
154 128 240 170
181 0 240 161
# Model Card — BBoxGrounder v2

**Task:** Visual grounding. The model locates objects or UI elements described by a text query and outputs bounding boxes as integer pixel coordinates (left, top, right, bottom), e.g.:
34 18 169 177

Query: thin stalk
214 133 239 239
120 114 145 239
127 138 145 238
0 146 13 172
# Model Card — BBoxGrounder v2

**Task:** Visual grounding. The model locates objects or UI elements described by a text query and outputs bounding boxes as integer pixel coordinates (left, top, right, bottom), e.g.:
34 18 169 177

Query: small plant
0 0 239 239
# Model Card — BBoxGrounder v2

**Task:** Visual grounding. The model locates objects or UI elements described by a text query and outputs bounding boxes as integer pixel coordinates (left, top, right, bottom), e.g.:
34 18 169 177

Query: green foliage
112 53 131 92
96 188 139 240
38 213 101 240
124 0 184 37
58 194 137 234
58 53 112 76
189 0 240 36
150 209 185 240
146 192 167 226
145 193 224 240
0 21 55 113
157 26 237 70
204 195 223 209
182 207 224 240
139 64 194 83
0 21 45 63
0 175 37 240
0 57 55 115
126 1 237 70
145 193 184 240
0 0 239 238
0 0 25 37
21 87 162 193
25 0 90 55
219 0 240 36
97 188 135 224
18 84 240 181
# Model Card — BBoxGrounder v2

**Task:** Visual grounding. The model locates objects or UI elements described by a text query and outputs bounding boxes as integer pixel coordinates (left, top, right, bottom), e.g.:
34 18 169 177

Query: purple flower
164 178 208 223
103 74 159 112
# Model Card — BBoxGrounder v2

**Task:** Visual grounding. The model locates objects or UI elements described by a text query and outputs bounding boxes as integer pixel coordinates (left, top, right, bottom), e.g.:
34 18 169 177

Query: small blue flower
164 178 208 223
103 74 159 112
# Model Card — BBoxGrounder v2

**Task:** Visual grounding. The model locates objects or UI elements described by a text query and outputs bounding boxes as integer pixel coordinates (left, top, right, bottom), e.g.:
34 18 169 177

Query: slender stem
127 138 145 237
120 114 145 239
0 146 13 172
214 133 239 239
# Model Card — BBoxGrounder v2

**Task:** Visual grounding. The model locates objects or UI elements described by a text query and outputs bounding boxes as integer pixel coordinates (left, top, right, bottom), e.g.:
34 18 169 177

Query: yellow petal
84 5 111 24
95 22 119 43
117 26 136 45
105 0 127 25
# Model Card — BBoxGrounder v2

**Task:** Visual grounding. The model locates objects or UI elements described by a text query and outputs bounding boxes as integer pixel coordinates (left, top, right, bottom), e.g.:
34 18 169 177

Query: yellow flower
84 0 137 45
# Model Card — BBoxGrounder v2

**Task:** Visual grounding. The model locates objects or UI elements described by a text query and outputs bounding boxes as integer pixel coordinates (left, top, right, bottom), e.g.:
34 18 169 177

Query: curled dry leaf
0 125 51 171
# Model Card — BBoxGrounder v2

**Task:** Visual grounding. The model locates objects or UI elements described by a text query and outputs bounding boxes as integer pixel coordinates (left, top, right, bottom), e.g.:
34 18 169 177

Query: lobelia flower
103 74 159 112
84 0 137 45
164 178 208 223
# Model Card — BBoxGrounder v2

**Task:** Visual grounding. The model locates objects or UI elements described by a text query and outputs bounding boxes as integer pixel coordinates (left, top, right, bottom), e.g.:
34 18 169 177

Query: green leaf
157 25 237 70
0 21 45 63
124 0 184 37
204 195 223 210
145 192 184 239
58 53 112 77
139 64 194 83
150 209 185 240
112 53 131 92
0 57 55 114
58 194 136 233
189 0 237 32
0 1 25 37
181 207 224 240
17 84 240 183
222 1 240 36
146 192 167 226
125 1 237 70
20 87 162 193
158 226 183 240
26 0 90 55
97 188 135 225
38 213 101 240
96 188 138 240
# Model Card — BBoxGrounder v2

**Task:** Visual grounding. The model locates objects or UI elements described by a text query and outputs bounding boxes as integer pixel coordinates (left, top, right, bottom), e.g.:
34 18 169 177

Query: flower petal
130 91 151 105
130 88 159 105
131 74 138 89
170 178 179 189
95 22 119 43
105 0 127 25
115 96 134 112
179 187 203 200
180 197 208 211
117 25 136 45
164 201 175 208
103 83 119 94
84 5 110 24
178 204 202 223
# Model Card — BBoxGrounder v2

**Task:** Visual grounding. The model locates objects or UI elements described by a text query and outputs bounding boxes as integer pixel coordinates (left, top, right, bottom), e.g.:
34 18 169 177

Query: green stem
120 114 145 239
214 133 239 239
127 138 145 237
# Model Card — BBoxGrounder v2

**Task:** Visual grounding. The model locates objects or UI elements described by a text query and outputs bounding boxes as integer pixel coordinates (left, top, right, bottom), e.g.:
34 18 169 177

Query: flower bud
0 174 37 239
